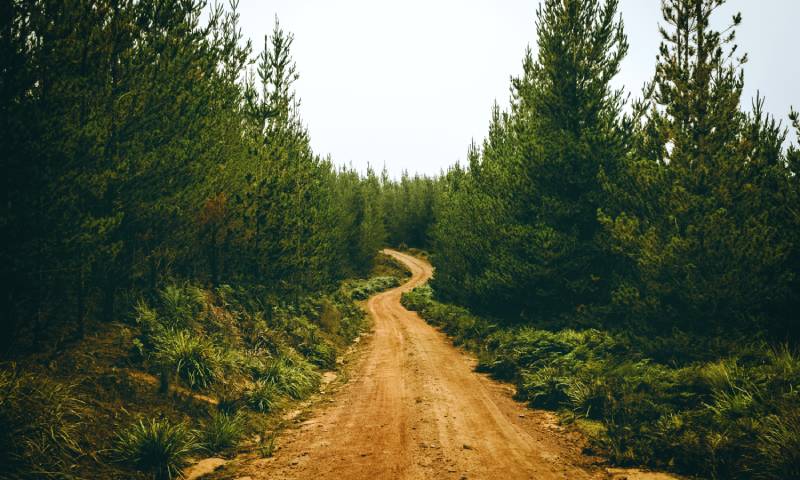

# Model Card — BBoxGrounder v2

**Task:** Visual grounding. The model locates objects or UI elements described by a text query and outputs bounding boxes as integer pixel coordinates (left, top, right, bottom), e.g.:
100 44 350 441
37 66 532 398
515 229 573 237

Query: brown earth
218 249 676 480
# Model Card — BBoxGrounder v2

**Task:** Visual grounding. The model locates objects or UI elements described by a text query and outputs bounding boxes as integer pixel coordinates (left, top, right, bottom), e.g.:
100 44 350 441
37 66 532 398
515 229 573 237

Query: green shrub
318 299 342 335
302 338 337 369
400 284 433 311
135 299 162 347
519 367 567 408
0 369 83 479
113 418 198 480
563 376 605 418
333 293 367 341
599 362 679 466
371 252 411 280
153 329 222 390
200 411 245 453
349 276 401 300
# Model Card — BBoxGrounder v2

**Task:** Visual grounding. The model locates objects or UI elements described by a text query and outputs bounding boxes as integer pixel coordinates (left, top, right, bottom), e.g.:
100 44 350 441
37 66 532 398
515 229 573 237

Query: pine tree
431 0 629 322
600 0 796 335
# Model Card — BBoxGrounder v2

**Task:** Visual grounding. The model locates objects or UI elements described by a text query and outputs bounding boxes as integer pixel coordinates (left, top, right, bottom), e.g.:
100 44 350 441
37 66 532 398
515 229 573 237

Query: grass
3 255 393 478
133 280 356 421
152 329 223 391
113 418 198 480
200 411 246 453
0 369 84 479
371 252 413 279
258 431 279 458
159 283 205 331
756 411 800 479
402 285 800 480
247 380 282 413
260 353 321 400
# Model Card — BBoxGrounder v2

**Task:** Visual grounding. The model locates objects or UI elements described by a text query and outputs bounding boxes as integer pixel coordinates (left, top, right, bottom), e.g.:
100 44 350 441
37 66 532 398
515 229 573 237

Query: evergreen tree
432 0 629 323
0 3 386 355
600 0 797 335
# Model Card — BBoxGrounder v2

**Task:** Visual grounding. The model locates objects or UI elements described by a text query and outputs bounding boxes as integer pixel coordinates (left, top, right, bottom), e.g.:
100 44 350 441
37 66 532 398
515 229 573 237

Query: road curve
229 249 606 480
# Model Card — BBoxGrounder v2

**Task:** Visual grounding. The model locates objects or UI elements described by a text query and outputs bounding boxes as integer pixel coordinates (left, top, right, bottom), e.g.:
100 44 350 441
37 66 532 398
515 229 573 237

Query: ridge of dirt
213 250 678 480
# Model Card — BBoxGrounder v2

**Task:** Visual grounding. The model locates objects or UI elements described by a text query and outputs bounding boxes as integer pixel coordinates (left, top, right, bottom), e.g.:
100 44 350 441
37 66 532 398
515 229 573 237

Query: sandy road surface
223 249 624 480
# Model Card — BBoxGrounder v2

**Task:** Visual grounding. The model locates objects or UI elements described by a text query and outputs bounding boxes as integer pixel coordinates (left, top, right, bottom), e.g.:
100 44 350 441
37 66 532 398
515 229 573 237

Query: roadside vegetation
0 255 405 479
403 285 800 479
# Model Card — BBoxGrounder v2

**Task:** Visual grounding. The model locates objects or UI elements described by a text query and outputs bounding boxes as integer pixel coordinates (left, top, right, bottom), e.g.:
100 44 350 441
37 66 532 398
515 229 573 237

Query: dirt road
221 249 631 480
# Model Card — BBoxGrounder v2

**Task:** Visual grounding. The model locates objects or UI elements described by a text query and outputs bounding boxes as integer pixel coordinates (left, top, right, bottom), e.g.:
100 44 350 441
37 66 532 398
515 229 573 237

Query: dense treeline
0 0 386 357
381 171 437 249
386 0 800 343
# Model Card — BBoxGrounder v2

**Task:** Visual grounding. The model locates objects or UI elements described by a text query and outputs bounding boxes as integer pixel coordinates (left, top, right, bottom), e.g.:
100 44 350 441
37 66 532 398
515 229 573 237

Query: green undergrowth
0 255 408 479
402 285 800 480
371 252 413 279
346 252 409 300
112 418 198 480
0 368 84 479
348 276 401 300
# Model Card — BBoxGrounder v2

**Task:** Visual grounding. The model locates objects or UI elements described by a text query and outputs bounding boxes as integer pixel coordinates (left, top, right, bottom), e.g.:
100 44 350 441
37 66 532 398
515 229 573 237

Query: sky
231 1 800 177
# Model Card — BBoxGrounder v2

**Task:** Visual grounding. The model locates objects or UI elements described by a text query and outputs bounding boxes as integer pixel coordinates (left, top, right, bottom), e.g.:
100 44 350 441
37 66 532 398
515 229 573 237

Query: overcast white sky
232 1 800 177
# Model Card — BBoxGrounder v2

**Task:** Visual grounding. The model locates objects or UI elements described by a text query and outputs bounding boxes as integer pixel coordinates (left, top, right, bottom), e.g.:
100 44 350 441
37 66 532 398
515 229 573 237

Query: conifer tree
432 0 629 322
1 3 382 354
600 0 796 335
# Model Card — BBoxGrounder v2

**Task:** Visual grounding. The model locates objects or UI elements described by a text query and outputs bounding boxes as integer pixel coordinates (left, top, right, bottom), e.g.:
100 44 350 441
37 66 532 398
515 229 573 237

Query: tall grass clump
200 411 245 453
246 380 281 413
301 336 337 369
113 418 198 480
159 283 205 330
152 329 222 390
756 410 800 479
0 369 83 479
260 353 321 400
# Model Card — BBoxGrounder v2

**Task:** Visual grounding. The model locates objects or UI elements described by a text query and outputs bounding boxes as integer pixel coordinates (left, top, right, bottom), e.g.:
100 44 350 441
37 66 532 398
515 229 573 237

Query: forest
1 0 389 354
1 0 799 479
1 0 395 477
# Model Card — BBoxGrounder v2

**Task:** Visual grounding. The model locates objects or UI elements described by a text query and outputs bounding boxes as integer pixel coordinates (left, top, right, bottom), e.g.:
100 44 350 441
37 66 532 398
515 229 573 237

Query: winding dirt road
223 250 666 480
